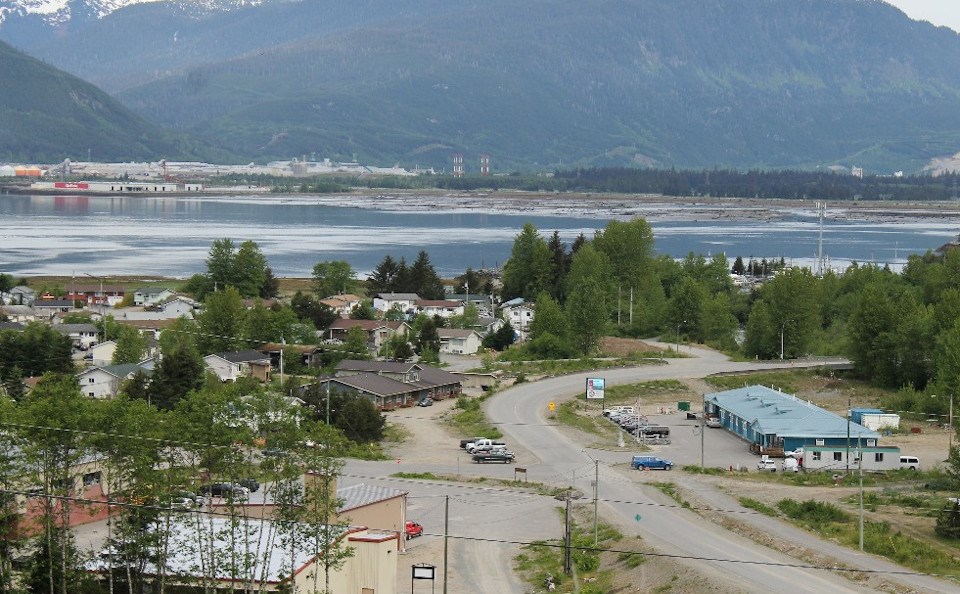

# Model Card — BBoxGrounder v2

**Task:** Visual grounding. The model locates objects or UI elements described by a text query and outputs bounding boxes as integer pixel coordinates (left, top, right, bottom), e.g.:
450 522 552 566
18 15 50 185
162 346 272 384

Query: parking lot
599 410 763 471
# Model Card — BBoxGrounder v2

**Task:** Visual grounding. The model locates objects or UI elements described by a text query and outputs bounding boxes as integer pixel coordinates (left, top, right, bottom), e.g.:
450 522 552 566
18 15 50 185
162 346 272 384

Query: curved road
485 347 955 593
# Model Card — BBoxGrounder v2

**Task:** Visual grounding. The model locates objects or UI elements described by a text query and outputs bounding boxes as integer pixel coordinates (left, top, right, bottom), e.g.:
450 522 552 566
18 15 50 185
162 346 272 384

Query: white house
319 294 364 318
204 350 272 382
0 305 37 323
437 328 484 355
133 287 176 306
475 316 505 335
53 323 100 349
372 293 421 313
88 340 117 366
77 363 150 399
500 301 534 338
416 299 464 319
7 286 36 305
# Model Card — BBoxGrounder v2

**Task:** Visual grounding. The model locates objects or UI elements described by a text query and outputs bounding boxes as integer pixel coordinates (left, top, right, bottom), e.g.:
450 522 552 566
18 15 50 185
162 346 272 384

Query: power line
2 487 953 582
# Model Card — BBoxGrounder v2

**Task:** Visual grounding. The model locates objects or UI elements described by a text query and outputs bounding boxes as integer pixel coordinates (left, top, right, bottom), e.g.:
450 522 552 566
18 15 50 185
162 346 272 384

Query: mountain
12 0 960 171
0 38 220 162
0 0 261 49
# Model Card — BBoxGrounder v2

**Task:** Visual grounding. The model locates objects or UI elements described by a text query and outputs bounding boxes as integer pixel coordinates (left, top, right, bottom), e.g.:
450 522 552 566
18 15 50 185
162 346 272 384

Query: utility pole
593 459 599 547
858 439 864 551
325 379 331 425
700 393 705 472
443 495 449 594
846 394 851 475
564 491 572 575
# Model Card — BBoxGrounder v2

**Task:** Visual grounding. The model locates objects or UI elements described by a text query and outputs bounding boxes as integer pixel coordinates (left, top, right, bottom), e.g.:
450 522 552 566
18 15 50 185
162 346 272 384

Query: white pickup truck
465 438 506 453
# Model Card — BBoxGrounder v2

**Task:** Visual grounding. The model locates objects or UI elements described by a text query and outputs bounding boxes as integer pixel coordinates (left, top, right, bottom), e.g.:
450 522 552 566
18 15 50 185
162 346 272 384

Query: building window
83 472 101 486
875 453 884 462
833 452 842 461
812 451 821 461
815 439 825 446
867 439 876 447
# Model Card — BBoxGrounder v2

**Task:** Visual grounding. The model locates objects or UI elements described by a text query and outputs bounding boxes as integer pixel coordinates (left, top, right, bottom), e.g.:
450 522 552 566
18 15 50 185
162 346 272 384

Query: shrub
935 501 960 539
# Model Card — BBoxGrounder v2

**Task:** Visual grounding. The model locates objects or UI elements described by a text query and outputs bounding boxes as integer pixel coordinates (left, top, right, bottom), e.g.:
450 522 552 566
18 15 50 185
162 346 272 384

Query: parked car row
604 409 670 438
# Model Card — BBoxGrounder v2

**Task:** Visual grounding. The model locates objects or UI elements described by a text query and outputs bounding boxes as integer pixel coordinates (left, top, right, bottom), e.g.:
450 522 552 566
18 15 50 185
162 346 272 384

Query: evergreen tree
502 223 553 301
417 318 441 354
547 230 570 301
732 255 745 275
147 344 204 410
368 255 399 295
408 251 445 300
260 266 280 298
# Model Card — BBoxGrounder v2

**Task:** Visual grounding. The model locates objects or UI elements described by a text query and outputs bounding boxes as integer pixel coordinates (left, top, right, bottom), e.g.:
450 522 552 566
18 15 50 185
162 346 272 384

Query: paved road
485 346 957 593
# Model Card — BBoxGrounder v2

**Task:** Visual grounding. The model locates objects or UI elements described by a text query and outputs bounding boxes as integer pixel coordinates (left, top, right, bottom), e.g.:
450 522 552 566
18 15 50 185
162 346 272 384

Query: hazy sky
886 1 960 32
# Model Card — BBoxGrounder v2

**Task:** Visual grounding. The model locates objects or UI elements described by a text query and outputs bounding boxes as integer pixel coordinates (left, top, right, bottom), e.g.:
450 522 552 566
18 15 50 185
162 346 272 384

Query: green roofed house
704 385 888 469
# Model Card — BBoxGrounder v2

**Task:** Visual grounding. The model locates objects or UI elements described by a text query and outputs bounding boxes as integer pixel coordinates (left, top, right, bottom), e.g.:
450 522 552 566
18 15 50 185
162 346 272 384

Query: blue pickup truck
631 455 673 470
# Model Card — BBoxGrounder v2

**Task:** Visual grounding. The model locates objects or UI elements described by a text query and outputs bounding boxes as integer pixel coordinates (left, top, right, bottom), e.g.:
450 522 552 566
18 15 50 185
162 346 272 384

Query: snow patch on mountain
0 0 267 27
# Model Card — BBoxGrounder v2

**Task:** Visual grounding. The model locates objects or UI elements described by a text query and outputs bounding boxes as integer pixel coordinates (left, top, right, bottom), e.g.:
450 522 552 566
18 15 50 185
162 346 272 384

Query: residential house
260 343 325 369
704 385 881 456
53 323 99 349
372 292 421 314
335 359 462 402
326 319 411 350
416 299 464 319
66 284 125 307
319 293 364 318
500 299 534 339
32 298 74 318
447 293 494 315
87 517 398 594
204 350 272 382
437 328 484 355
87 340 117 366
0 322 25 332
7 286 36 305
315 374 427 410
476 315 505 336
156 295 198 316
15 452 116 535
0 305 36 323
77 363 151 399
133 286 176 306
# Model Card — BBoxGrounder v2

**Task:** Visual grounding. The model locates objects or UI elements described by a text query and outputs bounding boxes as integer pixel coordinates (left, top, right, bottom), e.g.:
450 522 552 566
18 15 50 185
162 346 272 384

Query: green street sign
635 513 642 522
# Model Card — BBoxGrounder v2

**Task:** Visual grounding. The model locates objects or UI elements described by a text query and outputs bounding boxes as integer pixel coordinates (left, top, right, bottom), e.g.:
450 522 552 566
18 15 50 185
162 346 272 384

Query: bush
777 499 850 527
935 501 960 539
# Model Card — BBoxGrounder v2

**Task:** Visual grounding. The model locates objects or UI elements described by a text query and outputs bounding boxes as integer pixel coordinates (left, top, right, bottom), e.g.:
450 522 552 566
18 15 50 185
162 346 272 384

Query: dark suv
198 483 249 500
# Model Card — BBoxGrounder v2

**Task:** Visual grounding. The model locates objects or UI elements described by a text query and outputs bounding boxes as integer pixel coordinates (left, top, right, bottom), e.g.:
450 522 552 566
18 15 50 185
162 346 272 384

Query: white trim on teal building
705 385 880 452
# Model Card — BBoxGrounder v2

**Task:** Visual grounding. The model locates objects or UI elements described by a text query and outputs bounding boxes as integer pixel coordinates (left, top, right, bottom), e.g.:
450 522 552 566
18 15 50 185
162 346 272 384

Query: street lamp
84 273 105 342
581 449 600 547
780 323 785 360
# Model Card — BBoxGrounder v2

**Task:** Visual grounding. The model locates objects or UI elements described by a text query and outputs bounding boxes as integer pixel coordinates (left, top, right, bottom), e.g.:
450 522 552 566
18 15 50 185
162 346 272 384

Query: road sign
635 513 642 522
549 401 556 411
586 377 605 400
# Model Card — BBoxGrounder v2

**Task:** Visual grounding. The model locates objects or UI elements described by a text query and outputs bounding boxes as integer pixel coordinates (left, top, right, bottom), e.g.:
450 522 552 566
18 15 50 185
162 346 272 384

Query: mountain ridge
8 0 960 171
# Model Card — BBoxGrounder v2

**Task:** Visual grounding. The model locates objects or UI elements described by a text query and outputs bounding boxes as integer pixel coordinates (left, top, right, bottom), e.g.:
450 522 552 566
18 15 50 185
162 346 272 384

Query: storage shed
704 385 880 453
850 408 900 431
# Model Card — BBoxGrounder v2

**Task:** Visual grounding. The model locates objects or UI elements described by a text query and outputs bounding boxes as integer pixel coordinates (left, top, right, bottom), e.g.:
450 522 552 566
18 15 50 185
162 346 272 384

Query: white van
899 456 920 470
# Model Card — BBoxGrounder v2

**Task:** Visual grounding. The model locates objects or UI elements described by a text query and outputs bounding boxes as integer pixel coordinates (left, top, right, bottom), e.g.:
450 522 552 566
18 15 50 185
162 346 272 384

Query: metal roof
706 385 879 440
337 483 407 513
